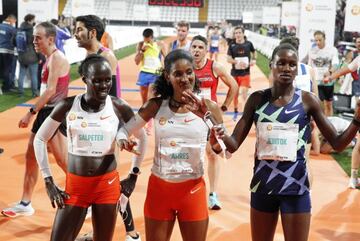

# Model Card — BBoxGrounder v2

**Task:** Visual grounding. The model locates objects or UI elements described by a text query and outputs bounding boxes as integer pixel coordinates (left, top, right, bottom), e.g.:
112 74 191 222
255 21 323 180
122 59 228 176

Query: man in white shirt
307 30 339 116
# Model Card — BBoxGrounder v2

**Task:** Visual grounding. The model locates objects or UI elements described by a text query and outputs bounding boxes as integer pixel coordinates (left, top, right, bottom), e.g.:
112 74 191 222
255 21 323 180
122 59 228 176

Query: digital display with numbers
148 0 204 8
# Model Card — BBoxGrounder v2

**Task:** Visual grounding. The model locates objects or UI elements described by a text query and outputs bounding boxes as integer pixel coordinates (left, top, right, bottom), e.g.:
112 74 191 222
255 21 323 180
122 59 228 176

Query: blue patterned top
251 88 311 195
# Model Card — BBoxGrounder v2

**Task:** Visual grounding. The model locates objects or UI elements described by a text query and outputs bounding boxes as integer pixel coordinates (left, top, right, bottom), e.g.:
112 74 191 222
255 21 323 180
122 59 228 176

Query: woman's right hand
44 176 69 209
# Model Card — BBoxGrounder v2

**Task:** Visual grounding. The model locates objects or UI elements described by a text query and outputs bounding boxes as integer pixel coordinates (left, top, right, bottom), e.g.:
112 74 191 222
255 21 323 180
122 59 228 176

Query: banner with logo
262 7 281 24
344 0 360 32
71 0 95 17
298 0 336 60
242 12 253 24
281 1 300 27
252 10 263 24
18 0 58 23
109 1 127 20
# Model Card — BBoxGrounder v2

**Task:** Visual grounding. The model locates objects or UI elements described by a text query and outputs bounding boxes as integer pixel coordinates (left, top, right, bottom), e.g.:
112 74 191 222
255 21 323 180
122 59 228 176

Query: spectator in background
17 14 39 97
101 18 114 51
348 37 360 98
75 15 121 98
307 30 339 117
224 22 233 46
338 49 354 95
227 26 256 121
208 26 221 61
169 20 191 52
134 28 166 135
50 18 72 54
0 14 17 93
1 21 70 219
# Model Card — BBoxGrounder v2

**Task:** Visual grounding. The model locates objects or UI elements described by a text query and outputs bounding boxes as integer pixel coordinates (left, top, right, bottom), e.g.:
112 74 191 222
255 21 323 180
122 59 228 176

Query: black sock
20 200 30 206
234 108 238 113
120 201 135 232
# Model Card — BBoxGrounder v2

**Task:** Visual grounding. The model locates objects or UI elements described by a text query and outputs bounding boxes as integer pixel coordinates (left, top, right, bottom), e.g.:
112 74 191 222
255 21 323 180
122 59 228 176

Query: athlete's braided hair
153 49 200 99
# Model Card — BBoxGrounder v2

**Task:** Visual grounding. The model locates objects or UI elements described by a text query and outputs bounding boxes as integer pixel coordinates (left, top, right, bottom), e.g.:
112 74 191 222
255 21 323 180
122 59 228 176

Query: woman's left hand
44 177 70 209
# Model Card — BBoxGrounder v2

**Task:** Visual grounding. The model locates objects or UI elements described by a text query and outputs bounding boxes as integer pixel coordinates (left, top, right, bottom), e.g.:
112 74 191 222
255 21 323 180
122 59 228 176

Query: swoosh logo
184 118 196 123
108 177 117 185
284 109 298 114
190 186 201 194
100 115 112 120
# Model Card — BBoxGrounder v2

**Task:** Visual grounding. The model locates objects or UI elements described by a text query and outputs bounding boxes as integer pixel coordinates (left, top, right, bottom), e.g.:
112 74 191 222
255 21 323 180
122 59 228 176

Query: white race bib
235 57 249 69
211 40 219 47
198 88 211 100
158 137 202 175
144 56 161 70
256 122 299 162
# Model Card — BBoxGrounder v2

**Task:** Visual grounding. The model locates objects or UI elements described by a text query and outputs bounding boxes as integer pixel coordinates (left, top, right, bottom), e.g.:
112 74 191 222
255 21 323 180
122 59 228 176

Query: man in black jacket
17 14 39 97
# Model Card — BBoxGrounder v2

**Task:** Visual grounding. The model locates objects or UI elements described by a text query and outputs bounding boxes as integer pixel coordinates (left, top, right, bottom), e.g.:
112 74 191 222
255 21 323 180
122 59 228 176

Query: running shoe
125 232 141 241
75 232 93 241
348 178 360 189
1 202 35 217
208 193 222 210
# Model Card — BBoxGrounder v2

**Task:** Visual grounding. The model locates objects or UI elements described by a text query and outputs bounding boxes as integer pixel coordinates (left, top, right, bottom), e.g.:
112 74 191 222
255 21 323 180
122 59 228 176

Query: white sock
351 169 358 179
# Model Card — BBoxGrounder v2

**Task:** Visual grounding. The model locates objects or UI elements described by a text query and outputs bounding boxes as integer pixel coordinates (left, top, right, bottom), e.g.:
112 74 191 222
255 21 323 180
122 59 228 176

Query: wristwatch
131 167 140 175
29 107 37 115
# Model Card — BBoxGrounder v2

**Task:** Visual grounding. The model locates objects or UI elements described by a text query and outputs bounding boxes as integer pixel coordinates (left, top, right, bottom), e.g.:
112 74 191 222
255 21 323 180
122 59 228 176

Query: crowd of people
0 10 360 241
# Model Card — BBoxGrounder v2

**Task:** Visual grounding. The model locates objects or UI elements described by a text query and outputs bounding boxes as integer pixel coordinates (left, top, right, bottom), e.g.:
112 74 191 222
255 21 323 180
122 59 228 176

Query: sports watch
131 167 140 175
29 107 37 115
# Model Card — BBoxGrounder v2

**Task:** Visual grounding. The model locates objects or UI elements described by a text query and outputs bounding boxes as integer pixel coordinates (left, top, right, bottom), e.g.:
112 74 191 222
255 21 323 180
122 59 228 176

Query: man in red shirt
191 35 237 210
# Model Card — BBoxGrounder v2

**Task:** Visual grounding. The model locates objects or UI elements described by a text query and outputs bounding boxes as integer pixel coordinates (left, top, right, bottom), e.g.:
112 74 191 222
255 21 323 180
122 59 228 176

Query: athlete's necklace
169 98 183 108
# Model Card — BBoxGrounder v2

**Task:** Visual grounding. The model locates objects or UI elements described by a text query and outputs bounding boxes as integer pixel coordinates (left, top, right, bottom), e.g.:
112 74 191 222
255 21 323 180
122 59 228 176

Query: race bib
256 122 299 162
235 57 249 69
198 88 211 100
158 137 203 175
211 40 219 47
144 56 161 70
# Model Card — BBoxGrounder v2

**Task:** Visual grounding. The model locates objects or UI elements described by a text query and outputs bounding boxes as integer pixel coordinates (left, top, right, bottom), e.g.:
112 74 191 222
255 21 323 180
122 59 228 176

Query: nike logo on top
100 115 112 120
108 177 117 185
284 109 298 114
184 118 196 123
190 186 201 194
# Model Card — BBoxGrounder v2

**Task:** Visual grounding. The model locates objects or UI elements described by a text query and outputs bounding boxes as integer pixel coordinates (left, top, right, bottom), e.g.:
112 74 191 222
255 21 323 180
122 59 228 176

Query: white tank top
152 99 208 181
66 94 119 157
